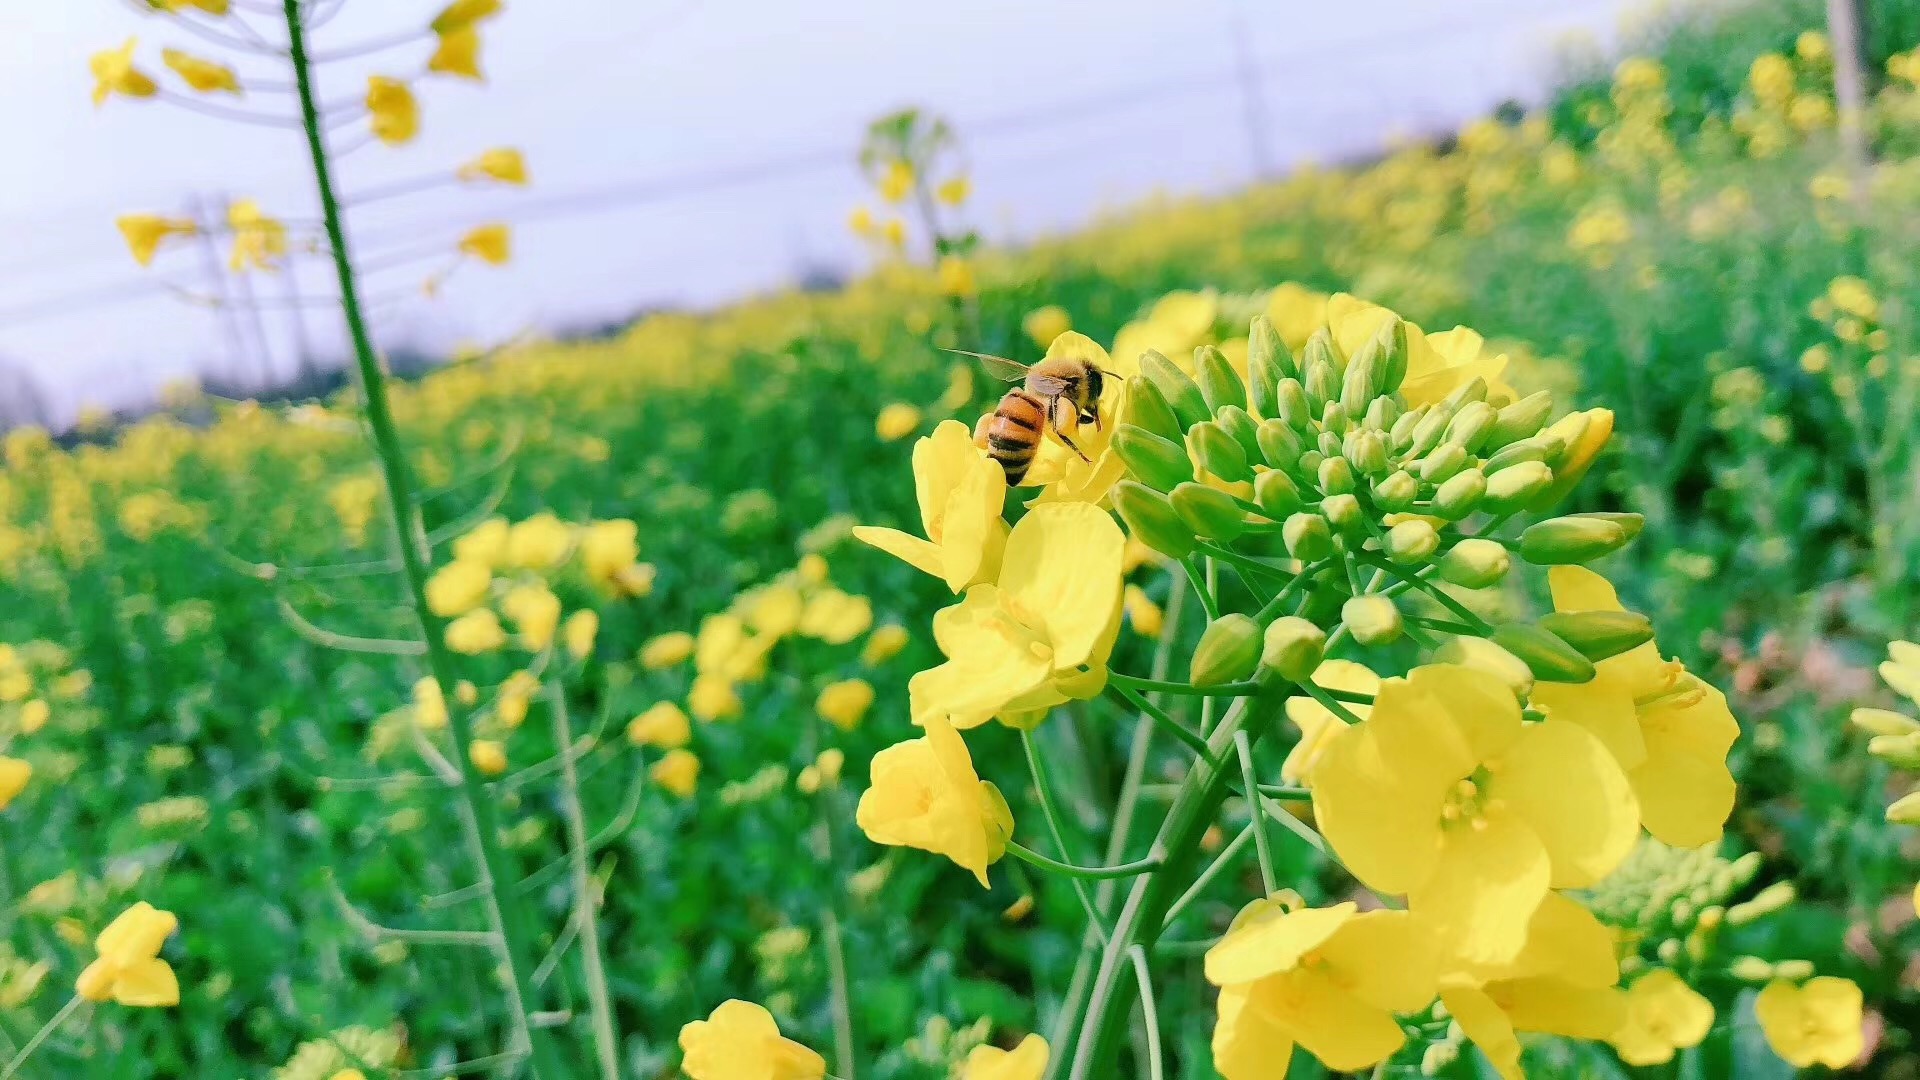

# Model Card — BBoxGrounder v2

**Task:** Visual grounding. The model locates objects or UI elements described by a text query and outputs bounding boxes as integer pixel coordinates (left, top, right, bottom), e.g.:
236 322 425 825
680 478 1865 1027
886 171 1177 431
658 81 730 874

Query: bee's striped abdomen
985 390 1045 484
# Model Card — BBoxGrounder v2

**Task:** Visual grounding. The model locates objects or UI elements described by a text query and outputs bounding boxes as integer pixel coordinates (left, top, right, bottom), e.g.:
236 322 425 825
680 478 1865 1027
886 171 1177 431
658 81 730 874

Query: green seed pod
1321 401 1349 435
1869 733 1920 770
1389 404 1427 450
1517 517 1630 565
1432 468 1487 519
1283 512 1333 562
1418 444 1470 484
1485 390 1554 448
1373 470 1418 512
1346 429 1389 475
1317 429 1344 459
1491 623 1596 683
1140 349 1210 430
1483 461 1555 513
1364 395 1399 434
1276 379 1314 431
1123 374 1184 443
1260 616 1326 682
1112 425 1193 492
1385 518 1439 565
1852 707 1920 738
1343 595 1403 646
1304 354 1338 413
1319 455 1356 496
1255 468 1303 517
1481 435 1552 475
1536 610 1655 662
1171 481 1247 540
1891 790 1920 825
1190 613 1263 687
1196 345 1247 414
1256 418 1303 469
1113 481 1196 558
1436 538 1510 588
1435 635 1534 698
1321 492 1362 533
1188 422 1252 483
1216 405 1264 464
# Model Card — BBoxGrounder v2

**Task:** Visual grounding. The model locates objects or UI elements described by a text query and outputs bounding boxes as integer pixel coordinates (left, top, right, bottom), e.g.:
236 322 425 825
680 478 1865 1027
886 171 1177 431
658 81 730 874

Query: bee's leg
1049 397 1093 463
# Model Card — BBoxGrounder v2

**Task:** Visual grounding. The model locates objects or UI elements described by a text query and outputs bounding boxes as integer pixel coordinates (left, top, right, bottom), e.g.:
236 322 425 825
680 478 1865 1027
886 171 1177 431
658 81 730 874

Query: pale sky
0 0 1636 419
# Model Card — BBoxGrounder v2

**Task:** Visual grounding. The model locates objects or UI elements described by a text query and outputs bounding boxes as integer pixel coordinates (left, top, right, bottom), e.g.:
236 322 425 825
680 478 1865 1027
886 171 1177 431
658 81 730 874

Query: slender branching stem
0 995 81 1080
1023 729 1110 944
1233 731 1277 895
547 685 620 1080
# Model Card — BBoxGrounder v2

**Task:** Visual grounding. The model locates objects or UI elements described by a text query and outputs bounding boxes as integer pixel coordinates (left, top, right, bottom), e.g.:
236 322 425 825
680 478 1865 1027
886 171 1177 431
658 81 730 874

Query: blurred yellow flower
446 609 507 654
689 674 743 722
1022 305 1071 349
853 419 1008 593
116 214 198 267
502 584 561 651
161 48 238 95
454 517 510 568
875 403 922 441
425 558 491 617
76 902 179 1007
366 76 420 146
1265 283 1328 352
936 175 971 206
651 748 701 797
1610 969 1712 1065
564 610 598 659
678 999 825 1080
227 199 287 272
152 0 230 12
468 739 507 776
879 161 915 203
91 39 157 107
816 679 875 731
429 27 483 81
881 218 906 249
19 699 50 734
627 702 692 749
431 0 501 32
938 256 977 298
1749 53 1794 108
861 624 910 666
856 713 1012 887
641 631 696 669
1756 977 1863 1068
1122 584 1162 638
0 757 29 809
798 589 872 644
1789 94 1834 132
579 518 640 586
507 513 571 568
961 1034 1048 1080
457 148 528 185
848 206 876 237
412 677 448 730
459 223 512 265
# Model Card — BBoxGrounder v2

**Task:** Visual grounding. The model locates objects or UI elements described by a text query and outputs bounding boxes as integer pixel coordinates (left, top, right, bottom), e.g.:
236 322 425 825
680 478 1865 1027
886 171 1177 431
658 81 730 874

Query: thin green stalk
1126 946 1164 1080
1160 820 1256 930
1303 681 1366 726
1104 684 1215 766
1 995 80 1080
1181 557 1218 621
821 909 857 1080
281 3 563 1074
1023 730 1109 943
1194 541 1297 582
1106 673 1261 698
1233 731 1276 895
1005 842 1163 880
547 686 620 1080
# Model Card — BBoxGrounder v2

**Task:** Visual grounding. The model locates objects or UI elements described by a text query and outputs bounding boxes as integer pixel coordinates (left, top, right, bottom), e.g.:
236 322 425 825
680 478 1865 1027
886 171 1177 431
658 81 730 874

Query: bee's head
1082 365 1106 412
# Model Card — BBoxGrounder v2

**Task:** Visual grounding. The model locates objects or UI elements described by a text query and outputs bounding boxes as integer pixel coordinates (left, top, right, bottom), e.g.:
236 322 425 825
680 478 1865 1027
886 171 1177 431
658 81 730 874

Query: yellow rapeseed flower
1756 977 1864 1068
879 160 915 203
19 699 50 734
1325 294 1515 406
446 609 507 654
227 199 287 272
152 0 231 13
1022 305 1072 349
875 403 922 442
0 757 30 809
1266 283 1328 352
1310 664 1639 964
366 76 420 146
627 702 691 749
428 26 483 81
1023 333 1133 502
1122 584 1163 638
457 148 528 185
578 519 639 588
1280 659 1378 784
798 588 872 644
502 584 561 651
936 175 971 206
641 631 696 669
853 419 1009 593
454 517 510 568
848 206 876 237
856 713 1012 887
816 679 875 731
861 624 910 666
468 739 507 776
425 558 491 617
506 513 572 569
161 48 239 95
938 256 977 298
412 677 448 730
689 674 743 722
76 902 179 1006
459 224 512 265
116 215 198 267
908 502 1123 730
91 39 158 106
961 1034 1047 1080
1610 969 1714 1065
651 748 701 797
678 999 825 1080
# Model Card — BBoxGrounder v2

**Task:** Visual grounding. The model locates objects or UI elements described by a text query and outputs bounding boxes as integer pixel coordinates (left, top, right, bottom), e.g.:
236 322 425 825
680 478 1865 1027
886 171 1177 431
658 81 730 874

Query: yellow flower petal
1411 807 1550 966
110 957 179 1007
1441 986 1523 1080
1495 721 1639 888
1204 900 1355 986
1310 718 1448 895
997 503 1124 670
1276 968 1407 1071
1212 982 1294 1080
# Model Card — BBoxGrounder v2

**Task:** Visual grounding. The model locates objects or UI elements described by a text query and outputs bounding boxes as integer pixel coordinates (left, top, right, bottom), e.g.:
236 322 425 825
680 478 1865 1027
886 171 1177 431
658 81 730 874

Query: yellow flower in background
1323 294 1515 406
431 0 501 33
1023 305 1072 349
116 214 198 267
227 199 287 272
91 39 158 106
1280 659 1378 783
1205 900 1437 1076
857 713 1012 887
848 206 876 237
0 758 30 809
507 513 571 568
412 677 449 730
446 609 507 654
909 502 1123 730
564 610 598 659
936 175 971 206
881 217 906 249
458 147 528 185
366 76 420 146
797 749 845 793
1536 567 1738 847
816 678 875 731
428 26 483 81
468 739 507 776
651 748 701 797
19 699 50 734
152 0 231 13
853 419 1008 593
160 48 238 95
425 558 491 617
579 518 640 585
961 1034 1048 1080
459 223 513 266
938 256 977 298
502 584 562 651
938 362 975 411
76 902 179 1007
798 588 872 644
454 517 510 568
1756 977 1864 1068
1826 275 1879 322
1609 969 1712 1065
879 160 915 203
689 674 743 721
627 702 692 749
678 999 826 1080
1797 30 1831 64
1789 93 1834 132
1310 664 1639 964
875 403 922 441
1749 53 1795 108
1265 282 1328 352
861 624 909 666
1122 584 1162 637
641 631 696 669
1111 290 1217 372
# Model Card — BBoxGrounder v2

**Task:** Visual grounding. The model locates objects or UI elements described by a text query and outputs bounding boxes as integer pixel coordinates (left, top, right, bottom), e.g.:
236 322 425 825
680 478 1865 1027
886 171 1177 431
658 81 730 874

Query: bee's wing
945 348 1033 383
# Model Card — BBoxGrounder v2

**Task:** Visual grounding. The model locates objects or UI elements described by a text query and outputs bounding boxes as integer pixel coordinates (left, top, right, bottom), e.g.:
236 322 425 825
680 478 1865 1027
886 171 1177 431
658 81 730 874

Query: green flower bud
1257 418 1304 468
1255 468 1303 517
1773 960 1815 982
1405 405 1452 459
1343 595 1403 646
1891 789 1920 824
1852 707 1920 738
1189 422 1252 483
1484 390 1554 448
1481 435 1552 475
1113 481 1196 558
1216 405 1264 464
1443 400 1497 452
1190 613 1263 686
1491 623 1596 683
1248 315 1294 395
1535 610 1655 662
1417 443 1470 484
1518 517 1631 565
1196 345 1247 414
1483 461 1555 512
1390 404 1426 450
1373 470 1418 512
1432 468 1487 519
1346 430 1389 475
1276 379 1314 431
1871 733 1920 770
1297 449 1324 476
1568 511 1645 543
1434 636 1533 698
1171 481 1247 541
1529 408 1613 512
1420 1043 1459 1077
1316 429 1344 459
1113 425 1193 492
1322 493 1361 533
1726 882 1797 925
1319 456 1356 496
1728 956 1775 983
1440 375 1489 411
1437 538 1509 587
1339 347 1376 416
1140 349 1210 430
1655 939 1681 966
1123 374 1184 443
1364 395 1399 434
1386 518 1440 565
1304 354 1337 413
1284 512 1333 562
1261 616 1326 682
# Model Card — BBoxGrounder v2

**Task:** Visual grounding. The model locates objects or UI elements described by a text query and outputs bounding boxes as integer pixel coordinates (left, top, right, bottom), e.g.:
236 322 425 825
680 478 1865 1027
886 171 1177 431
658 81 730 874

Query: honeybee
955 350 1109 485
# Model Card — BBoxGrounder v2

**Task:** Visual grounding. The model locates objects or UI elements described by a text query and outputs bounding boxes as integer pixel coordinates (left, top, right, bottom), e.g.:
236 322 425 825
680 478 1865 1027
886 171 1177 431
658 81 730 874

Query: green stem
547 686 620 1080
1127 946 1164 1080
1180 557 1219 621
1160 820 1255 930
281 4 563 1074
1023 730 1110 944
0 995 80 1080
1358 551 1494 633
1194 541 1297 583
1106 673 1261 698
1303 681 1366 726
1004 842 1163 880
1104 684 1215 767
1233 731 1276 896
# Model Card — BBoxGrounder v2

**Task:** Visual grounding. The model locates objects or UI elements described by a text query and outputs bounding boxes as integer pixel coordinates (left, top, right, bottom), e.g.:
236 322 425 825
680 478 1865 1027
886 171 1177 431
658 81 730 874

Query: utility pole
185 193 249 385
1231 7 1273 180
218 193 280 395
1826 0 1870 205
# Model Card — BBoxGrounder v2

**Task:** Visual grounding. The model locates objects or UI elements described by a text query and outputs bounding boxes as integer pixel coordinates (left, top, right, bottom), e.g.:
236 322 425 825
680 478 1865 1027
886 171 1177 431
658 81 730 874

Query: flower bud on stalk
1303 353 1338 413
1536 610 1655 661
1257 418 1303 468
1852 707 1920 737
1113 481 1196 558
1484 390 1555 448
1432 468 1486 519
1363 395 1398 435
1728 957 1775 983
1123 375 1184 443
1373 470 1418 512
1418 444 1470 484
1889 789 1920 825
1189 422 1252 483
1346 429 1389 475
1318 456 1356 496
1191 614 1262 686
1772 960 1815 981
1196 345 1247 414
1483 461 1555 513
1443 400 1497 453
1390 404 1426 451
1437 538 1509 587
1726 881 1798 925
1140 349 1210 430
1216 405 1264 463
1344 595 1403 646
1385 519 1439 565
1171 482 1247 541
1874 733 1920 770
1276 379 1314 432
1284 513 1333 562
1529 408 1614 511
1482 435 1552 474
1321 493 1362 534
1260 617 1326 682
1247 315 1291 414
1113 426 1192 492
1435 636 1533 697
1255 469 1302 517
1491 623 1596 683
1518 516 1638 564
1317 428 1344 459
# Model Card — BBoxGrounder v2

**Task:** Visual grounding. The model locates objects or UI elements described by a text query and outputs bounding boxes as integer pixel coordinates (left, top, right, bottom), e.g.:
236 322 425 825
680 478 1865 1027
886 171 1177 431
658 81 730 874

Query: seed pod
1518 517 1631 565
1529 407 1614 512
1283 512 1333 562
1853 707 1920 737
1443 400 1497 452
1188 422 1252 483
1112 425 1192 492
1254 469 1303 517
1432 468 1487 519
1485 390 1554 448
1322 493 1361 533
1123 374 1184 443
1491 623 1596 683
1343 595 1403 646
1276 379 1314 431
1373 470 1418 512
1385 518 1439 565
1216 405 1264 464
1436 538 1510 588
1483 461 1554 513
1435 636 1534 698
1869 733 1920 770
1536 610 1655 661
1113 481 1196 558
1346 429 1389 475
1256 419 1304 469
1171 481 1247 541
1418 444 1470 484
1319 455 1356 496
1196 345 1248 414
1303 353 1338 412
1140 349 1210 430
1260 616 1326 682
1190 614 1263 686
